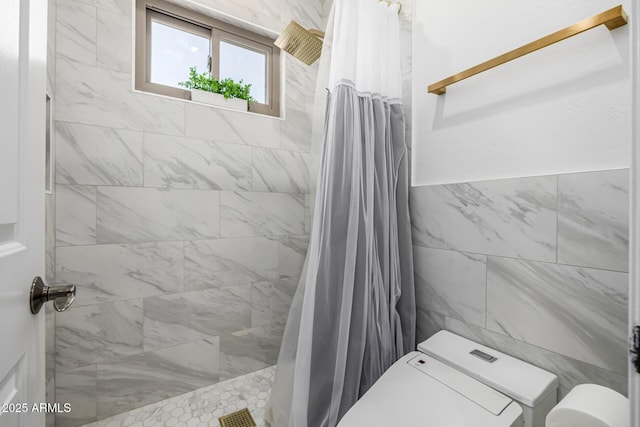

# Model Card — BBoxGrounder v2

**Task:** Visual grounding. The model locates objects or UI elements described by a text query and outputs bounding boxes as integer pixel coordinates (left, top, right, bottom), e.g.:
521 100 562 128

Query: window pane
219 40 266 104
150 20 210 88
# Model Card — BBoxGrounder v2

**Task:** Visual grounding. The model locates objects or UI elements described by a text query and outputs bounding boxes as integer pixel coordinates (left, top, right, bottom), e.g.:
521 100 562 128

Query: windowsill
131 87 285 121
136 0 282 121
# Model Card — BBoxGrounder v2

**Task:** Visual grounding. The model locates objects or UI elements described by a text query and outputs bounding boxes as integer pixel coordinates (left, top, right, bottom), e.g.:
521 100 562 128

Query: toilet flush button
470 349 498 363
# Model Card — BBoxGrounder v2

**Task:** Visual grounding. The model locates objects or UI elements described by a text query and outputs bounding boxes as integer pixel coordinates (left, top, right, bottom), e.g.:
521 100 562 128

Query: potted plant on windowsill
179 67 255 112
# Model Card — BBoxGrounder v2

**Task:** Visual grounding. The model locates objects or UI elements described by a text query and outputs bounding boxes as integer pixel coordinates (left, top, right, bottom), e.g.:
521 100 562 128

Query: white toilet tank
419 331 559 427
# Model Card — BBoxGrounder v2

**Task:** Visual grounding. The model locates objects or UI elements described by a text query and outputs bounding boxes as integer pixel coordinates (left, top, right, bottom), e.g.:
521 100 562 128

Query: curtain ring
377 0 401 14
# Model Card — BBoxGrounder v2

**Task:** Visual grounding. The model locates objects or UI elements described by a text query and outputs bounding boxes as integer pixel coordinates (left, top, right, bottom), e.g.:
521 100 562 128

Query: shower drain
218 408 257 427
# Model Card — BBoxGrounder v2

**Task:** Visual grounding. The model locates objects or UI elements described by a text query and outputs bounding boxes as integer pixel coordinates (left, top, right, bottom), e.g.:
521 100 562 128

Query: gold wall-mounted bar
427 5 628 95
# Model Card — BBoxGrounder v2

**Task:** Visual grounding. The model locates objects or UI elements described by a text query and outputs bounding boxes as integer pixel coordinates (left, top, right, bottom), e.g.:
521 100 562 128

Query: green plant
179 67 255 108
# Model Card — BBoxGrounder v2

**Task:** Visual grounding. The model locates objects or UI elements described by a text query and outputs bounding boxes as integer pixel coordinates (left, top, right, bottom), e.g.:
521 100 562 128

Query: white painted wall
412 0 631 186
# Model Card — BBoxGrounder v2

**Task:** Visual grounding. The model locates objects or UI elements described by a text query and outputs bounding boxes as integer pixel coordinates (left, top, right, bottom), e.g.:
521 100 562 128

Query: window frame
135 0 281 117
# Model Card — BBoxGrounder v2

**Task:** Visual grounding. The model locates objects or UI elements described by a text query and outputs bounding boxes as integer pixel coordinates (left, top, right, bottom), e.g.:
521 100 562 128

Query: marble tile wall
51 0 321 425
411 169 630 399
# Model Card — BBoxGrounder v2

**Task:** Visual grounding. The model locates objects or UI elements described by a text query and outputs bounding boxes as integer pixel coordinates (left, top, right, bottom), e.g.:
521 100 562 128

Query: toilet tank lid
418 331 559 407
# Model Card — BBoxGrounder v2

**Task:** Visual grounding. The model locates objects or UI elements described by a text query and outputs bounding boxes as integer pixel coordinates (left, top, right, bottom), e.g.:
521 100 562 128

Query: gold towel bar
428 5 628 95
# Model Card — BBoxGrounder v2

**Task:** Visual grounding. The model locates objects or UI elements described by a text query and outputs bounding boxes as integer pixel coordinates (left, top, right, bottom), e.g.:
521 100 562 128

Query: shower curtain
268 0 415 426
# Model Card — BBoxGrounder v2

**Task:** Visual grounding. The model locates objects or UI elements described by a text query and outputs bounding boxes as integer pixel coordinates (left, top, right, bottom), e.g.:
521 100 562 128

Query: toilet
338 330 627 427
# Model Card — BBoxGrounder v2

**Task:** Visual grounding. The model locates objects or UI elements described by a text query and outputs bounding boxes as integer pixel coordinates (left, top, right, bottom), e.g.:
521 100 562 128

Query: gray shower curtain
268 1 414 426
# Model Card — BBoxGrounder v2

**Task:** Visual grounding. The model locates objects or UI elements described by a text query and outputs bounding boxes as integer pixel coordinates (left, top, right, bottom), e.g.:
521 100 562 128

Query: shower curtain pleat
267 1 414 426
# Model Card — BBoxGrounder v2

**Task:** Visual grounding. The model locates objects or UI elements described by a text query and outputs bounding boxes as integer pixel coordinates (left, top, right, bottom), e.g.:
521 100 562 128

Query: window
135 0 281 116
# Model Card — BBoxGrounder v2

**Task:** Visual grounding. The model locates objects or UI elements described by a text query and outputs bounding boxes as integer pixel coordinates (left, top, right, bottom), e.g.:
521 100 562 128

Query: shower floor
81 366 275 427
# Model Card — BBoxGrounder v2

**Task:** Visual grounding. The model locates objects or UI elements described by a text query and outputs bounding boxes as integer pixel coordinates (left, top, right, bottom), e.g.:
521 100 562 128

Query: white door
631 0 640 422
632 0 640 423
0 0 48 426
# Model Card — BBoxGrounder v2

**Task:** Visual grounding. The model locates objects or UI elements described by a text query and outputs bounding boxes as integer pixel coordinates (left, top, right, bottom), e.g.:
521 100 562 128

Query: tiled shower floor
81 366 275 427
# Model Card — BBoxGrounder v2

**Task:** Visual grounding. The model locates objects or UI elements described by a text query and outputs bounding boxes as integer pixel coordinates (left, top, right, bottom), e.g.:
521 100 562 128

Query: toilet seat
337 352 524 427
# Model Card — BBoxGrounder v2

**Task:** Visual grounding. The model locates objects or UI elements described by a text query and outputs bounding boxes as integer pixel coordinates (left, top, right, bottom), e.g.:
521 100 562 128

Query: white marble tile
250 281 274 328
96 338 220 419
177 0 281 33
96 187 220 243
271 277 297 323
280 107 312 152
56 365 97 427
143 286 252 351
187 285 252 334
558 169 629 272
410 176 557 262
56 122 143 186
83 366 275 427
445 317 628 399
142 296 212 352
219 323 284 381
185 103 280 148
413 246 486 327
232 0 282 22
250 278 297 327
486 257 628 374
46 0 58 95
252 148 311 193
96 0 131 16
56 242 184 306
56 60 184 135
304 193 312 233
56 0 97 65
284 59 317 114
220 191 305 237
280 0 323 30
143 133 252 190
96 8 132 72
416 308 445 344
56 185 97 246
184 237 279 290
322 0 331 20
56 299 144 371
278 235 308 278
